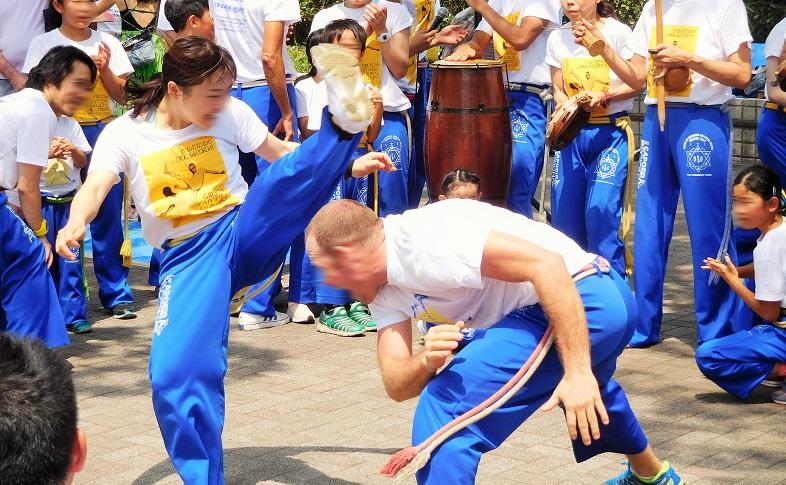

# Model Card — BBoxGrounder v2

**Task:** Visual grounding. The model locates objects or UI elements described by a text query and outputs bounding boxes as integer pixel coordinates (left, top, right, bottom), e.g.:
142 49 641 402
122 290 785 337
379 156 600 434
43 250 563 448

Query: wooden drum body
425 60 512 206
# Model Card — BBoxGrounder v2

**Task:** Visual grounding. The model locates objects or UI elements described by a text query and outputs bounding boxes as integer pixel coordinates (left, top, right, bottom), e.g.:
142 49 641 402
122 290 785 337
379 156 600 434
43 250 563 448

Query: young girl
26 0 137 319
291 19 386 336
546 0 641 279
437 168 483 201
697 165 786 404
55 37 391 481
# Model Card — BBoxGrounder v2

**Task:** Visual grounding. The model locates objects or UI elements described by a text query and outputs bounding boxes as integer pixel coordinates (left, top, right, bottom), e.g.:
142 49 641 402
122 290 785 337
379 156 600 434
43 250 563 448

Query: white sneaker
237 311 290 331
287 302 315 324
311 44 372 134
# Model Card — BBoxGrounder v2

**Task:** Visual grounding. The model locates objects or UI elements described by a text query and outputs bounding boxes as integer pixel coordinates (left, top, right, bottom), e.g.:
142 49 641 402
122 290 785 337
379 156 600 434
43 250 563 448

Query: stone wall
625 97 765 166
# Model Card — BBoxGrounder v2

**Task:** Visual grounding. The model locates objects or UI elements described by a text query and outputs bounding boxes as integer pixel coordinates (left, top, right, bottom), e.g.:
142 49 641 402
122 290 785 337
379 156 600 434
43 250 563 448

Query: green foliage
288 44 310 74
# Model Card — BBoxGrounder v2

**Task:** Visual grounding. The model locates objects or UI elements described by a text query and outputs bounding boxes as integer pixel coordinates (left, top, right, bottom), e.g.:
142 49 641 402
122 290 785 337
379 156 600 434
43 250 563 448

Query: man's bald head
307 199 383 249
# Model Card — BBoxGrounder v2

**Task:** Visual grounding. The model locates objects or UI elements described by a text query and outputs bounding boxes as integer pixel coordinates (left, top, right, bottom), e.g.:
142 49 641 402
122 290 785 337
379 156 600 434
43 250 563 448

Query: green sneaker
348 301 377 332
69 320 93 334
318 306 365 337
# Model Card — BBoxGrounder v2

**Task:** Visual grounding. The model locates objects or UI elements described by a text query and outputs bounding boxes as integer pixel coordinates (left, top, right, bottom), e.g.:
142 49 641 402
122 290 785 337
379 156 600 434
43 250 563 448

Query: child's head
322 19 367 62
49 0 97 31
732 165 786 230
439 168 482 200
0 334 87 485
165 0 214 40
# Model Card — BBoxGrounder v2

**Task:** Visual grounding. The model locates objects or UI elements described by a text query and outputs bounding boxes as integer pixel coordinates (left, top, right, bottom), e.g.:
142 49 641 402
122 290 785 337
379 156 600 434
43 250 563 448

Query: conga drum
425 60 512 206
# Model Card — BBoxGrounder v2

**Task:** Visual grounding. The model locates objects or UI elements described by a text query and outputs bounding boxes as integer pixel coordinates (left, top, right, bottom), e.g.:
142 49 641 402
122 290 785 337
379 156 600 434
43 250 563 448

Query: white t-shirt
631 0 752 106
546 18 634 116
476 0 561 86
369 199 596 330
294 76 328 131
0 89 57 190
764 17 786 100
7 116 91 205
96 2 123 37
23 29 133 124
158 0 173 31
311 1 413 112
88 98 268 248
0 0 47 79
754 222 786 310
212 0 300 83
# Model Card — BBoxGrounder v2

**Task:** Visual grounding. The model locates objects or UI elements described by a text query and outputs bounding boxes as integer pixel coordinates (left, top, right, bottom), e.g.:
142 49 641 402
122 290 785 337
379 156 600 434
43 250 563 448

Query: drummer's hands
541 368 609 446
445 43 478 62
435 25 469 46
350 152 396 178
56 221 87 261
422 321 465 372
364 4 388 35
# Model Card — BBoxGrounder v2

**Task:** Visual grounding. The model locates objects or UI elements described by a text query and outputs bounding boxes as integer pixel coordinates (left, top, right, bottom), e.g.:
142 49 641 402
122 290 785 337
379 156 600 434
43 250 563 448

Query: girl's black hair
25 45 97 90
597 1 616 18
295 28 329 83
441 168 481 195
294 19 367 84
734 165 786 215
127 36 237 118
321 18 368 48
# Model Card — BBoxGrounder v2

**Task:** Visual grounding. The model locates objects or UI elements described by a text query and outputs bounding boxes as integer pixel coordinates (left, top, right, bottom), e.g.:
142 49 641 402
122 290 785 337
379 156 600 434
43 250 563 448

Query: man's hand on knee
422 321 466 372
540 369 609 446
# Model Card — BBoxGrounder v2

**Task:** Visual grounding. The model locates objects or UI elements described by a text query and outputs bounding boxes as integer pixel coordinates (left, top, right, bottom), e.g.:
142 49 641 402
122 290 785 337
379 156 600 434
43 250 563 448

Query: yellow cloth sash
405 0 436 85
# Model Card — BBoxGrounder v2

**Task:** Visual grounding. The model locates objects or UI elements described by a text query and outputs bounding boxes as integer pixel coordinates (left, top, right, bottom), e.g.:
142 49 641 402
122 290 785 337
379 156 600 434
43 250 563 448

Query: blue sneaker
606 461 684 485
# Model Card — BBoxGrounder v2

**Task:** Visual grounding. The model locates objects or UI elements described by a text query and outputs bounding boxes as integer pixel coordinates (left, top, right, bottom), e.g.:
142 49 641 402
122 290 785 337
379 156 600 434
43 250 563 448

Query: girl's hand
367 85 383 109
701 255 739 283
56 222 87 261
351 152 396 178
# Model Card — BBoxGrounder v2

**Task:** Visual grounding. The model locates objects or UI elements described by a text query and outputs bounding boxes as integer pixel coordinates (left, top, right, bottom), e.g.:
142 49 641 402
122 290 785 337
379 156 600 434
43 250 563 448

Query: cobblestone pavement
67 201 786 485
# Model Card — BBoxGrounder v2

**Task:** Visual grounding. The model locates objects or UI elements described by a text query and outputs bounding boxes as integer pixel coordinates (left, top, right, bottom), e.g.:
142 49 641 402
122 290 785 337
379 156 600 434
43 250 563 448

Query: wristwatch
377 31 392 43
33 219 48 237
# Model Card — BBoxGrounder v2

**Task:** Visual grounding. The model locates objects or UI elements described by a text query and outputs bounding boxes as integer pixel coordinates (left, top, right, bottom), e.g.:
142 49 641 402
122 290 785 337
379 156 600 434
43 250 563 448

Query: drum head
432 59 505 69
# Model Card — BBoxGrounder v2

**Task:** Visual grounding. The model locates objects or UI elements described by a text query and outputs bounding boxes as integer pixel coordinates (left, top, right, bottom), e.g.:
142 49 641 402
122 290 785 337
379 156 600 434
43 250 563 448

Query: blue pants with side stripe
551 118 629 277
696 324 786 399
149 110 360 484
41 197 87 326
506 89 548 217
632 104 737 347
413 269 647 484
